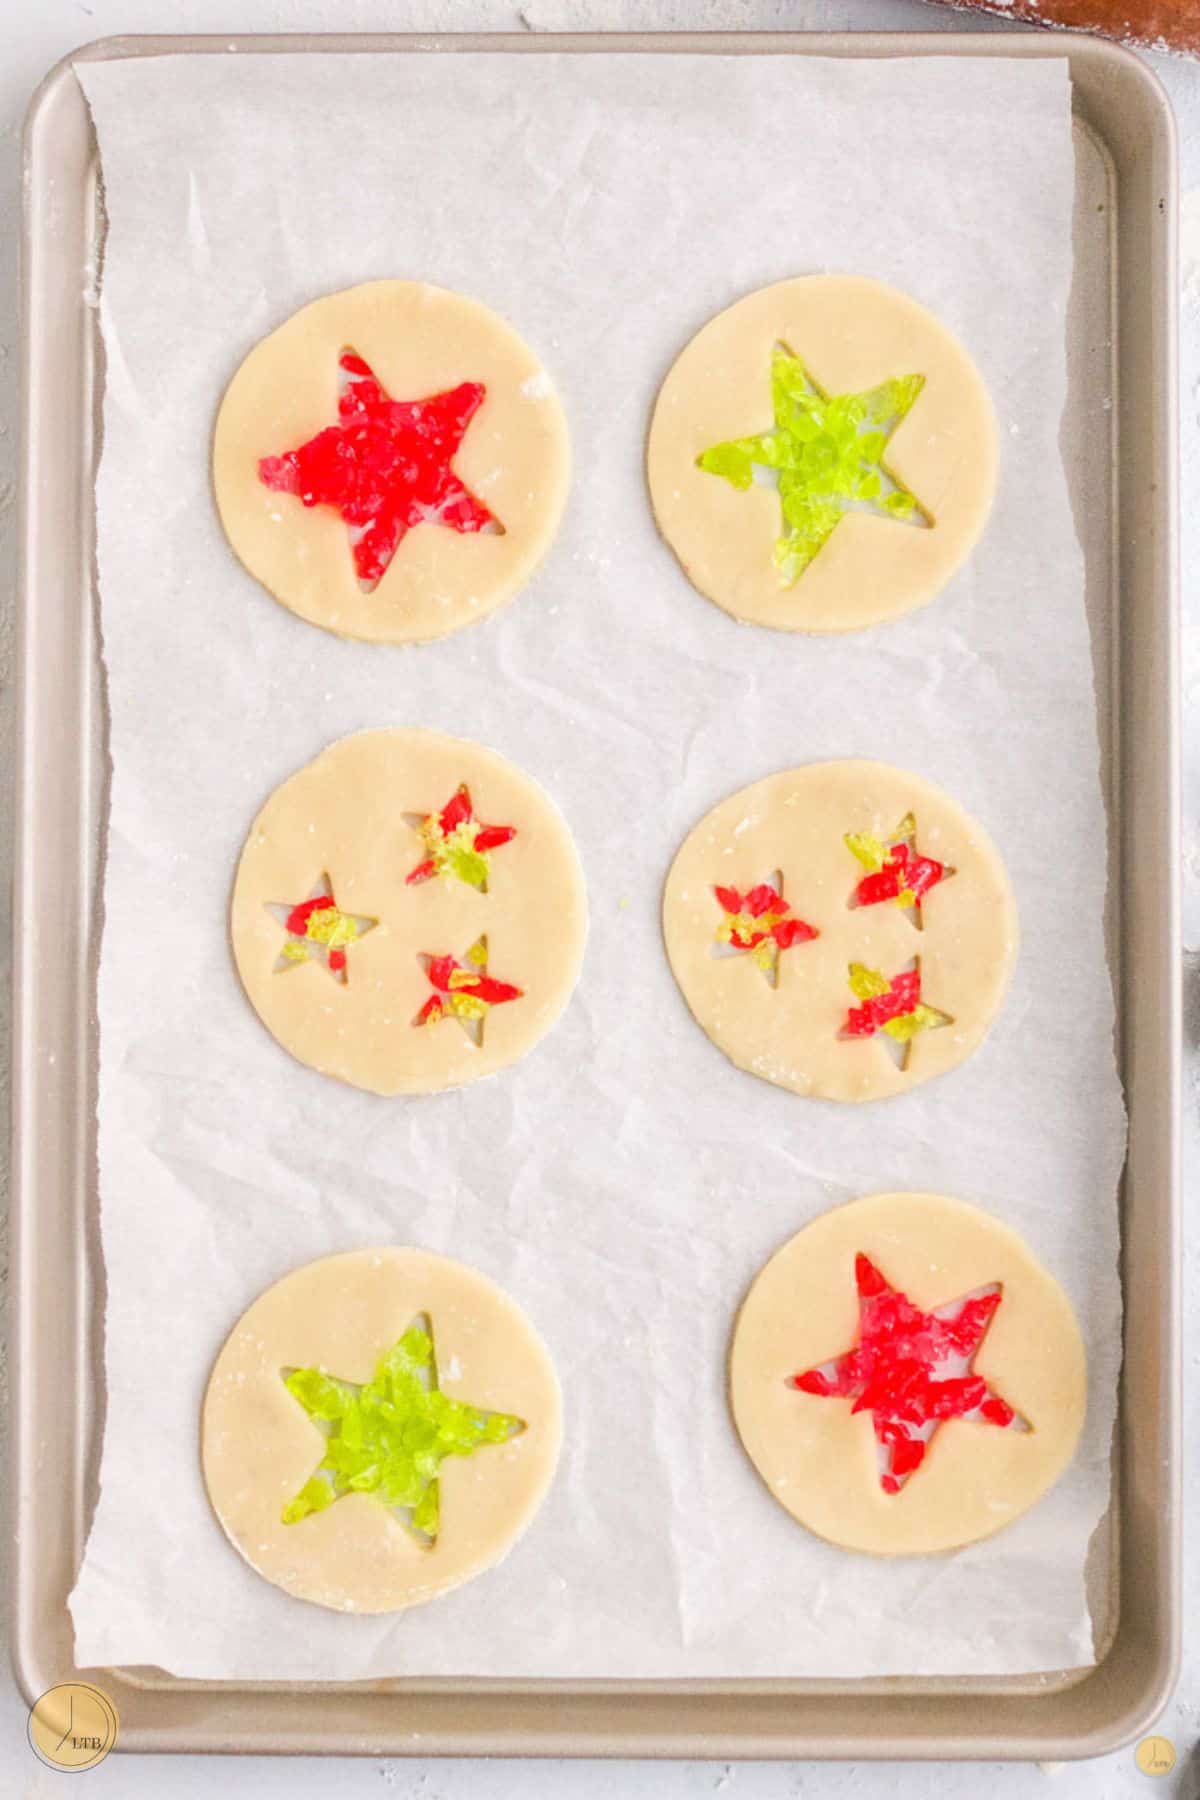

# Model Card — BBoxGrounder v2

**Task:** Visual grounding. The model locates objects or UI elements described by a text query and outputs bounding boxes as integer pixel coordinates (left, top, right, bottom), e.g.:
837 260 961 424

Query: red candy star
840 962 952 1067
713 881 818 987
844 813 953 928
790 1253 1023 1495
266 877 378 986
714 883 818 954
842 965 922 1038
415 936 522 1045
856 841 946 909
259 351 500 591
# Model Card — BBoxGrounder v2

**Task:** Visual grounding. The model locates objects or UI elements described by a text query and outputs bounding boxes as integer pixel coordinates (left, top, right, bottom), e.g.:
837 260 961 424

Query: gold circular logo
1135 1734 1177 1777
27 1683 118 1771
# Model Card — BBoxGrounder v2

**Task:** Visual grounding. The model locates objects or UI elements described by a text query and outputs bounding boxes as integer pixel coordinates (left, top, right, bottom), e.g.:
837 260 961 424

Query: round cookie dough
213 281 570 644
662 759 1018 1103
730 1193 1087 1555
231 728 588 1095
647 275 997 632
203 1247 562 1613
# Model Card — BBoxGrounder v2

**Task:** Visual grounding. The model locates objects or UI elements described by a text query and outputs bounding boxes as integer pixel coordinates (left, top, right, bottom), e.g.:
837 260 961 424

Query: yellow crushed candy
305 905 362 950
450 993 488 1021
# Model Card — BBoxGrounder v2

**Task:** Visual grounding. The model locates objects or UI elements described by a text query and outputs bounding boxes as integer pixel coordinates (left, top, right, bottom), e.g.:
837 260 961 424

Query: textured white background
1 0 1197 1794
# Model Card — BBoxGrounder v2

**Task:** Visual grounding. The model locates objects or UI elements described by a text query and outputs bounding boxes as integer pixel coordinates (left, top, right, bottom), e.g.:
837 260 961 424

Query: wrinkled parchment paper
71 51 1124 1679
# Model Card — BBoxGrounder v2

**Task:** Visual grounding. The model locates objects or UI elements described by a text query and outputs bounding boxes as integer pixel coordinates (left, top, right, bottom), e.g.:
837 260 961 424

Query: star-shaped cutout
266 875 378 984
713 878 818 987
845 813 953 930
697 343 931 582
258 349 503 593
280 1316 524 1542
414 935 523 1045
840 959 952 1069
405 784 517 892
790 1253 1026 1494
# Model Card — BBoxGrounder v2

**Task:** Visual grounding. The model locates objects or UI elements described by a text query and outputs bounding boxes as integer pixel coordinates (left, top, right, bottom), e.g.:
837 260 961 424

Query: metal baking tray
13 30 1180 1760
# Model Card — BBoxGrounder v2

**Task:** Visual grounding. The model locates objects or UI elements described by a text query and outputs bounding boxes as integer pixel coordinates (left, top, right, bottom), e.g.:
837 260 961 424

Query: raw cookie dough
231 728 588 1095
730 1193 1087 1555
203 1247 561 1613
213 281 570 644
647 275 997 632
662 759 1017 1103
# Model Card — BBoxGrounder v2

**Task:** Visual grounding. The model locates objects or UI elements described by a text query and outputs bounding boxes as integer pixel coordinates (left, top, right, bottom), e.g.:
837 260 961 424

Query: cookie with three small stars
647 275 997 632
230 728 588 1095
661 759 1017 1102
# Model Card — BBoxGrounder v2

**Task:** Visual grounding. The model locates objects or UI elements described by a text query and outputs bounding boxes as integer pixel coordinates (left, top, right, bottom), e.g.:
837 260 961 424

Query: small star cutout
712 878 818 988
698 343 931 582
406 784 517 892
790 1253 1026 1494
415 935 523 1045
845 813 954 930
280 1317 524 1542
259 349 503 593
840 960 952 1069
266 876 378 984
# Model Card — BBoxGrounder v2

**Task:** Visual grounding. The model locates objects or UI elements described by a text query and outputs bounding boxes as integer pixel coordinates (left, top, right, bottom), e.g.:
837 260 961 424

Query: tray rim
12 26 1181 1762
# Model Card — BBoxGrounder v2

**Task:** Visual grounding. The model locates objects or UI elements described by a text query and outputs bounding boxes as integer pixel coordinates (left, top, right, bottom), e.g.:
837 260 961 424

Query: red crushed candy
439 785 473 833
843 968 921 1037
259 351 499 590
789 1252 1021 1495
425 953 521 1007
285 894 335 937
475 825 518 853
845 815 953 924
855 840 947 910
415 937 522 1034
713 882 818 963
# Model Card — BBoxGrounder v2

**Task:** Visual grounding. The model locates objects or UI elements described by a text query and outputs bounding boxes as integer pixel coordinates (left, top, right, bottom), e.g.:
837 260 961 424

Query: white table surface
1 1 1196 1794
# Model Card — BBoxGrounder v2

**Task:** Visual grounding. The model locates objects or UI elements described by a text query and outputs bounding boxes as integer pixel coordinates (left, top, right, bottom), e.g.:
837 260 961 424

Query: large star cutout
845 812 954 931
266 876 378 984
840 959 952 1069
280 1318 524 1542
415 935 523 1045
258 349 502 592
712 878 818 988
406 784 517 892
697 344 930 582
790 1253 1026 1495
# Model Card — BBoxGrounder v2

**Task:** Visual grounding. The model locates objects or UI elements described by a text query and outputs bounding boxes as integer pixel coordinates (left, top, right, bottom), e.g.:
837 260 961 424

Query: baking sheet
69 50 1124 1681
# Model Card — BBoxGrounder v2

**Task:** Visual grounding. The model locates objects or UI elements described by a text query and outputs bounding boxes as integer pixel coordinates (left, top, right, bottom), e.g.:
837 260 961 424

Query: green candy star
698 345 930 583
281 1321 524 1543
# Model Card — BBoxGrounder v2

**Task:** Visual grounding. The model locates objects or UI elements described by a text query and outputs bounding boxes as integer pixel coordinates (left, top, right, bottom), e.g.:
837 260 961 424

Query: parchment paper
71 50 1124 1679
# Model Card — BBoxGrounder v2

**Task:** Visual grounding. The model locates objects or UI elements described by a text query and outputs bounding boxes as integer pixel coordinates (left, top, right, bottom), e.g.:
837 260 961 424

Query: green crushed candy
698 346 928 583
436 829 491 892
280 1324 524 1541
